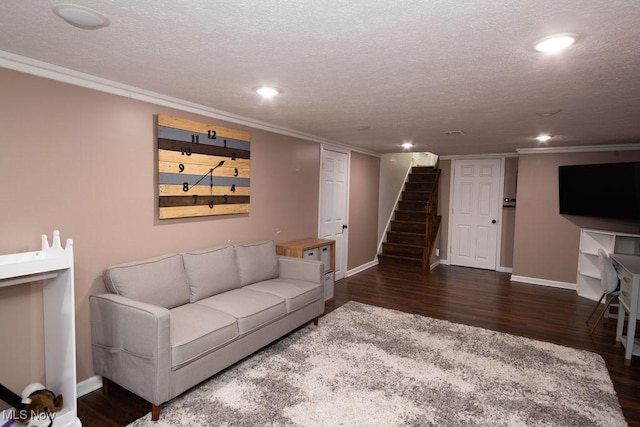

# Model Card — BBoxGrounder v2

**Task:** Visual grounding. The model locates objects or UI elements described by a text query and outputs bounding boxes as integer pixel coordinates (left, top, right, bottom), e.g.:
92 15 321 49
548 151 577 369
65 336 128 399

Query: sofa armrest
277 256 323 284
90 293 171 405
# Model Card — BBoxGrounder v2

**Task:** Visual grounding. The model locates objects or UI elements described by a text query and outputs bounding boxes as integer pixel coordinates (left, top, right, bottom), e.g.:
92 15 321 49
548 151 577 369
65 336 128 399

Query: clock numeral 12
207 130 217 139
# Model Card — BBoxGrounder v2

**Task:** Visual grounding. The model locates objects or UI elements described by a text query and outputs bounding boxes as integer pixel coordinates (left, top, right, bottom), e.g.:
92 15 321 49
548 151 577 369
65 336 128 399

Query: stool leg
586 292 606 329
589 296 615 335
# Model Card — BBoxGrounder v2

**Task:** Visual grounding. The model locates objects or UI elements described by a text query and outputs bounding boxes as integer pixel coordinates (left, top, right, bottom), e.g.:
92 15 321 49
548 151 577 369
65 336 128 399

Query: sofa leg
102 377 110 394
151 404 161 421
313 316 319 326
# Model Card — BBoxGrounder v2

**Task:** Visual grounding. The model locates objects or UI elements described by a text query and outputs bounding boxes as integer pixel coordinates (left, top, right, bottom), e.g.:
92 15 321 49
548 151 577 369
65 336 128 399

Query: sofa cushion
244 278 322 313
182 245 241 302
195 288 286 335
234 241 279 286
169 304 239 370
103 253 189 309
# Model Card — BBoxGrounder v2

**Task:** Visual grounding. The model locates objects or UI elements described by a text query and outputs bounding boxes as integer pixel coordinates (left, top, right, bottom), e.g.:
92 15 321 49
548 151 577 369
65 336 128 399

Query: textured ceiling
1 1 639 155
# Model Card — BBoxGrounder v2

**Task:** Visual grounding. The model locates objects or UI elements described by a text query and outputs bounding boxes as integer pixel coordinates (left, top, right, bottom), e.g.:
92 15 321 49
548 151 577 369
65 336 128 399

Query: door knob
491 219 497 224
342 224 348 230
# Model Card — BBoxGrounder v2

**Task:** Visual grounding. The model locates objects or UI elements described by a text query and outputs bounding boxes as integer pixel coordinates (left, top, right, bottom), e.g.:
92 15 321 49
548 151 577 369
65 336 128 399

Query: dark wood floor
78 264 640 426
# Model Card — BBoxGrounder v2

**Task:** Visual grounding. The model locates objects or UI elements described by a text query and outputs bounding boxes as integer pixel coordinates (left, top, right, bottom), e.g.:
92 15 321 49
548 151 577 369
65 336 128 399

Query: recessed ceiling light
401 142 413 149
533 33 578 53
536 134 552 142
255 87 280 98
535 108 563 117
52 4 110 30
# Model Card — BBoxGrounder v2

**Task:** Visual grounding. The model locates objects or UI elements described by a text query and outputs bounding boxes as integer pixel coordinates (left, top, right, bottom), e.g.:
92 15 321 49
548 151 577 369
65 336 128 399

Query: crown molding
439 152 518 160
0 50 380 157
516 143 640 155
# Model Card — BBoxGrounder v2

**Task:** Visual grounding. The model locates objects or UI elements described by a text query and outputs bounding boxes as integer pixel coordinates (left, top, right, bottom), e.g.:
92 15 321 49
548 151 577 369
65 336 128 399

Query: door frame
446 155 506 271
318 145 351 280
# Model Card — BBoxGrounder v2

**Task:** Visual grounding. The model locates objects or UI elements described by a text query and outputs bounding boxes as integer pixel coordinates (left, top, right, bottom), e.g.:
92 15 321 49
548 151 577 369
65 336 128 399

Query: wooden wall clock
157 114 250 219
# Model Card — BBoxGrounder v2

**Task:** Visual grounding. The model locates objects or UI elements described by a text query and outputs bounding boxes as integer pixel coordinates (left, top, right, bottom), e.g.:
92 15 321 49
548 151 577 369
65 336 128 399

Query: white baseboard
346 259 378 277
510 275 576 291
436 260 511 273
430 259 441 270
0 376 103 419
77 375 102 397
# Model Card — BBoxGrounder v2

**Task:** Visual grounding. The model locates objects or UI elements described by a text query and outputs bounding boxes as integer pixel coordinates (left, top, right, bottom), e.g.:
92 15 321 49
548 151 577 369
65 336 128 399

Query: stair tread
383 242 425 249
387 230 426 235
378 253 422 262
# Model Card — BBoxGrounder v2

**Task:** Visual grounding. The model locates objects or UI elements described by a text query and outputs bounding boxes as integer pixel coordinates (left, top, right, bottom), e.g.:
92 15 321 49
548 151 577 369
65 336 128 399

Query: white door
450 158 501 270
319 148 348 280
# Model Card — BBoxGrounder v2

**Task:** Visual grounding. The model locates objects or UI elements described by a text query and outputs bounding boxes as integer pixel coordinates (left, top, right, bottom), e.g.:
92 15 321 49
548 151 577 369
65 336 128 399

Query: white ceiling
1 1 639 155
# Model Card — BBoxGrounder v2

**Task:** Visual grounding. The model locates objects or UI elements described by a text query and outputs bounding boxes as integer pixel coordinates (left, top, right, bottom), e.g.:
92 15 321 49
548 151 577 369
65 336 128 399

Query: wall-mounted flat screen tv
558 162 640 220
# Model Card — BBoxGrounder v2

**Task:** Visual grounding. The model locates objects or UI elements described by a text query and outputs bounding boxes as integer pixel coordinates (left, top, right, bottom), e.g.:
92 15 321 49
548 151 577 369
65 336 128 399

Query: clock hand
188 161 225 189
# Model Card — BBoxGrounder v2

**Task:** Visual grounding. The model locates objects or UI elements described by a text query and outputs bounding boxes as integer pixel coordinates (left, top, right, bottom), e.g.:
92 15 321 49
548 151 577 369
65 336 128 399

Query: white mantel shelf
0 230 81 427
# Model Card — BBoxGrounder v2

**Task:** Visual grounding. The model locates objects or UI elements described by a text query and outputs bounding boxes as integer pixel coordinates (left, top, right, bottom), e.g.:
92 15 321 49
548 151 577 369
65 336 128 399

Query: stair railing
422 159 441 269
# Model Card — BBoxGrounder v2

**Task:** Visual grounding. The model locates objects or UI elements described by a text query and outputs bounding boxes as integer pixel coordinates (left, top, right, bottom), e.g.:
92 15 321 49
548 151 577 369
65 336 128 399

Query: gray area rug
129 301 626 426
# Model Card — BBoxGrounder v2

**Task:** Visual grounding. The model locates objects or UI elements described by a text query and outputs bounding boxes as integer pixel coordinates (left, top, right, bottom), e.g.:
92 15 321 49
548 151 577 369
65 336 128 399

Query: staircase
378 164 442 269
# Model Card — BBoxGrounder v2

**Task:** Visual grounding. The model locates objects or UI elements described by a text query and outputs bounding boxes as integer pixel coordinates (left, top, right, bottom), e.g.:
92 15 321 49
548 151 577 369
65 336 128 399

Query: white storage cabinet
577 228 640 301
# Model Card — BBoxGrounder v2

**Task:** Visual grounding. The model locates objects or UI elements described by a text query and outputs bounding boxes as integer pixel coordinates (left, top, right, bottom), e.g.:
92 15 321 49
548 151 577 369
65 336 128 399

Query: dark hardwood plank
78 264 640 426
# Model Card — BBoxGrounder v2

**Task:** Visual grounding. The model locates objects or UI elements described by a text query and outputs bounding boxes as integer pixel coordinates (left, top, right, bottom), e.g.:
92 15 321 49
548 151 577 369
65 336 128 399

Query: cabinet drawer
323 272 334 301
303 249 318 260
320 245 331 273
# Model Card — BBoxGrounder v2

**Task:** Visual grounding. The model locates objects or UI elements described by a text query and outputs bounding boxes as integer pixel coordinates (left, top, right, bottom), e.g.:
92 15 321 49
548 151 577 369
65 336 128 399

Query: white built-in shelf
577 229 640 301
0 230 81 427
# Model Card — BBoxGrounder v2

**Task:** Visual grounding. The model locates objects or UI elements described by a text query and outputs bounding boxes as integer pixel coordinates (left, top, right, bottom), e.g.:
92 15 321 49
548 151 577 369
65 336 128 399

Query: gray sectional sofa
90 240 324 421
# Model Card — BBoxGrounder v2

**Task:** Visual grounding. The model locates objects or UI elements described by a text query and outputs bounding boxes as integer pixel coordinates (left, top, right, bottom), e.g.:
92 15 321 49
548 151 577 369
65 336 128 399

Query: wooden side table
276 237 335 301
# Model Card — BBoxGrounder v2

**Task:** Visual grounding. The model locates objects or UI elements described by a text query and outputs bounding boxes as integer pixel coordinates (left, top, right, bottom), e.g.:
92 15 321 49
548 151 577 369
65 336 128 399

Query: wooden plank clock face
157 114 250 219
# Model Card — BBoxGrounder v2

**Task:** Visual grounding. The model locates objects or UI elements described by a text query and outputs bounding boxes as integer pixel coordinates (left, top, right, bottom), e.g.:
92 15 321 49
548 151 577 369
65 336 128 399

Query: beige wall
0 68 373 393
512 150 640 283
348 152 380 270
500 157 518 268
